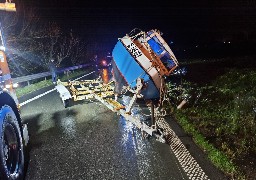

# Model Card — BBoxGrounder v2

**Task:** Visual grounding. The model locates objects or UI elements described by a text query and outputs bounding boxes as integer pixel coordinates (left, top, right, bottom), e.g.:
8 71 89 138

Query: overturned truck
112 28 178 99
57 28 179 141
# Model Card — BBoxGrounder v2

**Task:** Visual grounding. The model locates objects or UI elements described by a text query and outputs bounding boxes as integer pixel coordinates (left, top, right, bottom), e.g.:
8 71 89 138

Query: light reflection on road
60 116 77 138
119 116 151 179
120 95 159 179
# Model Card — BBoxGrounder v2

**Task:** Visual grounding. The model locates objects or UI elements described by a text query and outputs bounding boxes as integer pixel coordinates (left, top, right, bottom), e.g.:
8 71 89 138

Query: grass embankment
169 68 256 179
15 70 87 98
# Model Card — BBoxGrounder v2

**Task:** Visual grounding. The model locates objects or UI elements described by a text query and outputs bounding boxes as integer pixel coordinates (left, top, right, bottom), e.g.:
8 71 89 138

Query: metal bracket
126 78 143 113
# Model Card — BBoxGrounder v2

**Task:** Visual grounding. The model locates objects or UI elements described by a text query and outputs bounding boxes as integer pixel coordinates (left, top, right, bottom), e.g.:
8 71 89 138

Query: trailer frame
56 77 166 142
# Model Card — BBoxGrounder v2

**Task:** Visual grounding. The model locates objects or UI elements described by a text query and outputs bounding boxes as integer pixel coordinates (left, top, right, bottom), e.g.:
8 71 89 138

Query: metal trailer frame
56 78 165 142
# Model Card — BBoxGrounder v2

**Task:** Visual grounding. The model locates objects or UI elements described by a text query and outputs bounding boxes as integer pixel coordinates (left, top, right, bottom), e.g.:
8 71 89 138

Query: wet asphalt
19 75 228 180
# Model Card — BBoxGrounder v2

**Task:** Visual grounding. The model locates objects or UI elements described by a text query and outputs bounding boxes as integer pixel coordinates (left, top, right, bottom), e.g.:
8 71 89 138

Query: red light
102 60 107 66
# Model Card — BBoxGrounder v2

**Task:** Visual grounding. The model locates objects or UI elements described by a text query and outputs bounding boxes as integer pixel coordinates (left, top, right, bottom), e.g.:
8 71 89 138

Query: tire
63 99 70 108
0 105 24 180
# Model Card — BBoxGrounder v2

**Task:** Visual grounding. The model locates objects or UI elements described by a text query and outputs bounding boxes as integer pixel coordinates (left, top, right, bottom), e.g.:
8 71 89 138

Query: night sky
20 0 256 56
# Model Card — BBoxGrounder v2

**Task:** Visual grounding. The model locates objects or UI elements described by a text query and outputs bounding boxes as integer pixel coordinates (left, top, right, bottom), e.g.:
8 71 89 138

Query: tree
0 7 86 77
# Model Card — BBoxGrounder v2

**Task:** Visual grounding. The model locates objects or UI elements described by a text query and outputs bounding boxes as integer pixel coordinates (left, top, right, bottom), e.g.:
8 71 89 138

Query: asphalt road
19 74 228 180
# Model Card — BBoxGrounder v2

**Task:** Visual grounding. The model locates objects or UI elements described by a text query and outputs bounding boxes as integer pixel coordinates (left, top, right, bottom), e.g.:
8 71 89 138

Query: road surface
19 74 227 180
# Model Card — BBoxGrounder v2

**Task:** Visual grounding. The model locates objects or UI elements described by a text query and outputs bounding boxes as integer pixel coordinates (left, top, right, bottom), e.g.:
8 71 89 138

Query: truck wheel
0 105 24 180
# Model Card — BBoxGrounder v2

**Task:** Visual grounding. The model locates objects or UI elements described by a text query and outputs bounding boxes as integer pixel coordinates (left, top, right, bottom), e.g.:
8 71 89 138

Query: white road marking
19 72 95 107
19 88 56 107
156 117 210 180
72 71 95 81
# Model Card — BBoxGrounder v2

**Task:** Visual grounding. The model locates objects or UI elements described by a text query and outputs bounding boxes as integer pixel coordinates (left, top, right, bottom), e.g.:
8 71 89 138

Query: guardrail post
27 81 30 86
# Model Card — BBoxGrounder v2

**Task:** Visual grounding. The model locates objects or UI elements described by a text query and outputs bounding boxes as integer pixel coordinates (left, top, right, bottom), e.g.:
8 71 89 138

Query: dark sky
20 0 256 54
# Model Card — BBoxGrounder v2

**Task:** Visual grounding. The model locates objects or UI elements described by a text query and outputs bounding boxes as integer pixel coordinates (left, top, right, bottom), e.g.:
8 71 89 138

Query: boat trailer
55 77 166 143
55 28 181 143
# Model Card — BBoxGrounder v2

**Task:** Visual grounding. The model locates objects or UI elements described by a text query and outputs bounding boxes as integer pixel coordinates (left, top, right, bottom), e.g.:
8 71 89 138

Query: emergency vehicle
0 2 29 179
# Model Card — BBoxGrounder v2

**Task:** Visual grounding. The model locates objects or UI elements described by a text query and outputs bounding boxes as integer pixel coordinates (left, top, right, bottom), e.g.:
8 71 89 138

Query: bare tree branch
1 7 87 76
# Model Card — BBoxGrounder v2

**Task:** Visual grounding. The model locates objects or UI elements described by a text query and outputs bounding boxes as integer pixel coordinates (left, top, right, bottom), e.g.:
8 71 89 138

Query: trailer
56 78 165 142
56 28 179 142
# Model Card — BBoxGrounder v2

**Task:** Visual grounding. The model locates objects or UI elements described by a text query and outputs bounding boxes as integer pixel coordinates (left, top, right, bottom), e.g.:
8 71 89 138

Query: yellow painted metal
59 79 115 101
0 2 16 12
105 99 125 110
57 79 157 137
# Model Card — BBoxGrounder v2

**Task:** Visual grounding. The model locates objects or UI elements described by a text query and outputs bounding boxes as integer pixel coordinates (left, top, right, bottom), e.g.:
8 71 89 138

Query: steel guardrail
12 63 93 84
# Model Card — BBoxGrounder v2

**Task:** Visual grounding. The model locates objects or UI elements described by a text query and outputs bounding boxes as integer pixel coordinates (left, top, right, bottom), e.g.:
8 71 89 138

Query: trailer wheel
63 99 70 108
0 105 24 180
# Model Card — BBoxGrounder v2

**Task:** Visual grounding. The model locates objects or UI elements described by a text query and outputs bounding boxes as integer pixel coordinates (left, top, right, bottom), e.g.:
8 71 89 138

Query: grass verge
15 70 88 98
174 111 242 179
168 65 256 179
